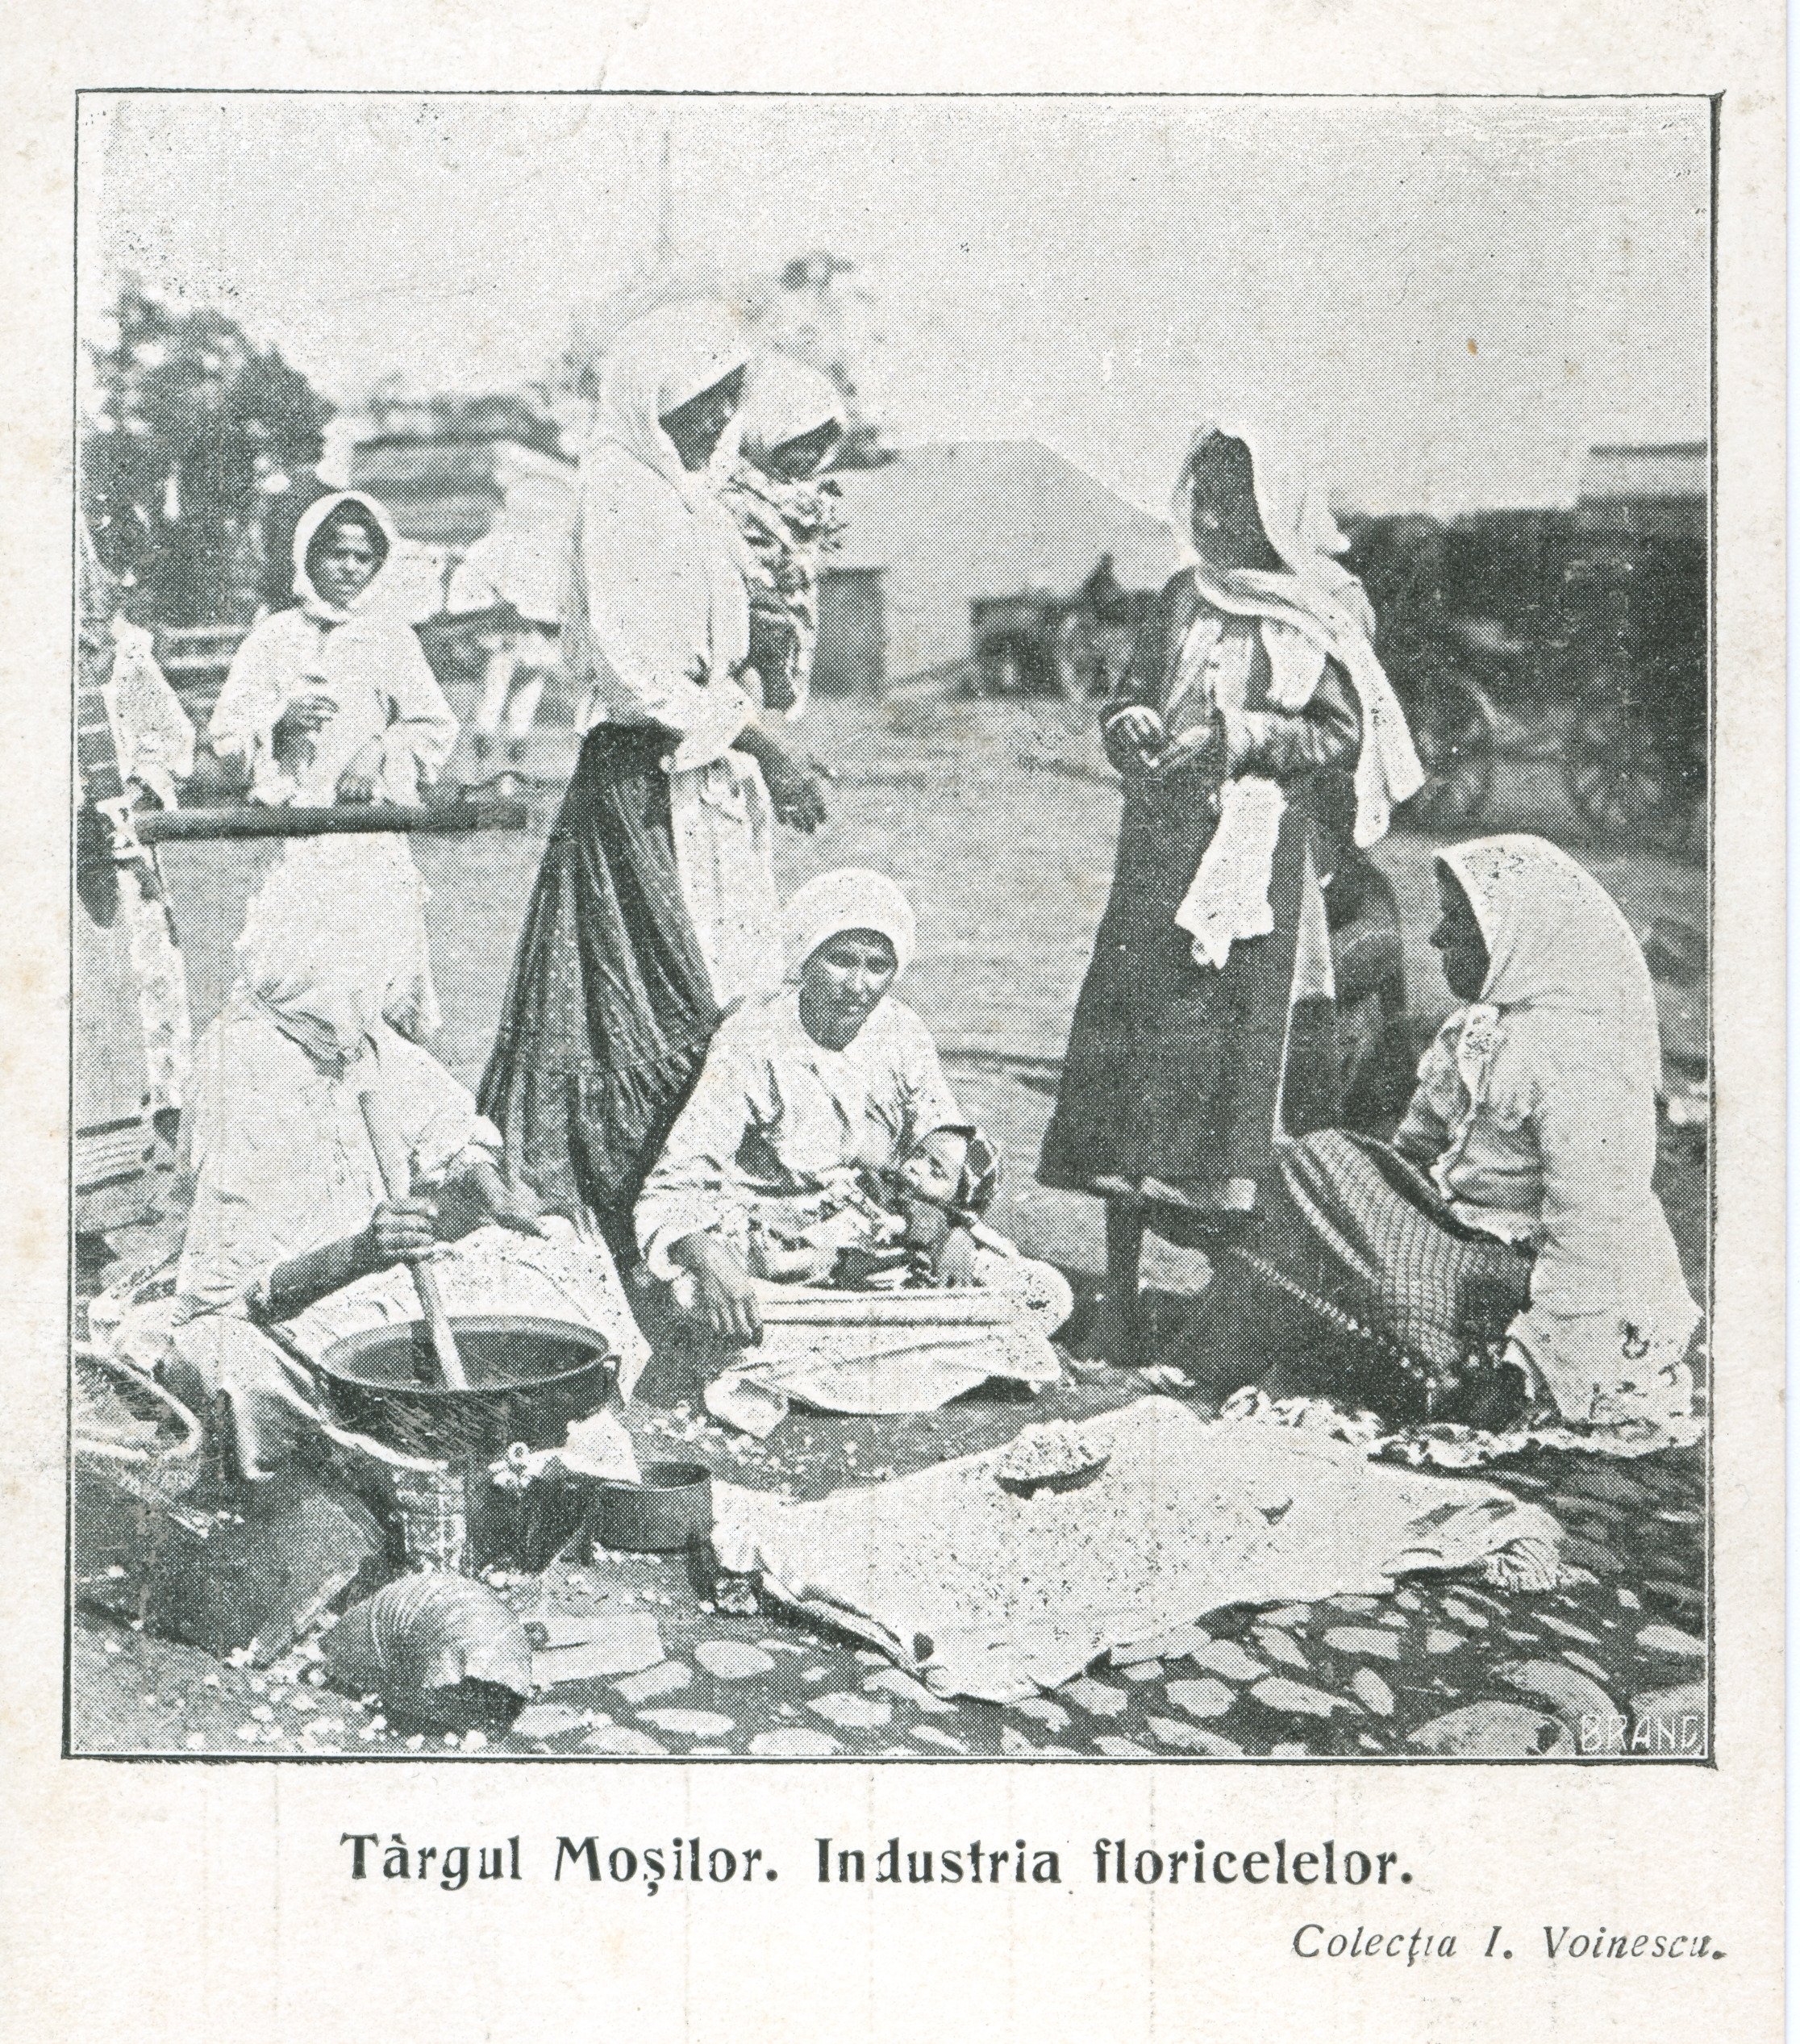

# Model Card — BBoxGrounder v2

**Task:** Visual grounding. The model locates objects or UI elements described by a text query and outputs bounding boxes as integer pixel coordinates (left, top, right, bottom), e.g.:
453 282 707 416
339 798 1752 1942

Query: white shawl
1169 420 1423 968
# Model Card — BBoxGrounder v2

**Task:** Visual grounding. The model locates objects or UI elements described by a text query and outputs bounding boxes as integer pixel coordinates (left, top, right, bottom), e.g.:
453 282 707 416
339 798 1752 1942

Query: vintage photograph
72 91 1710 1762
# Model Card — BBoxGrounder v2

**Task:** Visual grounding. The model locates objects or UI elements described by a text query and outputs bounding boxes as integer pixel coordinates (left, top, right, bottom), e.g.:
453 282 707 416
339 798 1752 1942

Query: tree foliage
81 282 335 626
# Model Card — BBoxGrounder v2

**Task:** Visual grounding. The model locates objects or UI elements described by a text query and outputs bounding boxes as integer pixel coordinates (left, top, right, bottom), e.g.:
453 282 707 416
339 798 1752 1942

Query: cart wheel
1053 611 1102 700
1404 672 1494 832
1561 673 1690 847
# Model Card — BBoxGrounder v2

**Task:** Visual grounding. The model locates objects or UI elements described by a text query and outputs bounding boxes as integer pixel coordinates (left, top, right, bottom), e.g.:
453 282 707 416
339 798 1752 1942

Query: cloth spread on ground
713 1395 1562 1701
698 1255 1069 1437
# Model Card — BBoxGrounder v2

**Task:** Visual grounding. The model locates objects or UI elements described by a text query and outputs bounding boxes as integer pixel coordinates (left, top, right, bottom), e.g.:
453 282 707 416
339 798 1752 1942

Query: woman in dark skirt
1038 423 1422 1361
480 302 826 1260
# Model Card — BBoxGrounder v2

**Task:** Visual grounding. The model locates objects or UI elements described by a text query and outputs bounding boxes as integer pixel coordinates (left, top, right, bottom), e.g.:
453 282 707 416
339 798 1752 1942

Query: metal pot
594 1462 714 1554
316 1315 614 1462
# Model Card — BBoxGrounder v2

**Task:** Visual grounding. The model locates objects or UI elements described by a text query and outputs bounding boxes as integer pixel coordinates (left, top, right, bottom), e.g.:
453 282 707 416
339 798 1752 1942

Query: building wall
829 442 1183 680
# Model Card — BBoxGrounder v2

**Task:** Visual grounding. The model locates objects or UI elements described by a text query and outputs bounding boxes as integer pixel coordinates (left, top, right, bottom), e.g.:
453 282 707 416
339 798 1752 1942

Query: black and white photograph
71 91 1712 1764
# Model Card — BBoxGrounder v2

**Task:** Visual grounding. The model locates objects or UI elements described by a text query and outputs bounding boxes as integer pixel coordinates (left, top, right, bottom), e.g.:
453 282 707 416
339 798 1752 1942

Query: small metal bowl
594 1461 714 1553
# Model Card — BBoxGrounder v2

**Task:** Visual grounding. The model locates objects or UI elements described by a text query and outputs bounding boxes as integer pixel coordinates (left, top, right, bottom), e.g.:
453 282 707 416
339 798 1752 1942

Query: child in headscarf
720 356 847 715
1220 835 1700 1439
1040 421 1422 1366
634 870 1069 1433
211 490 457 810
210 490 460 1038
479 302 830 1262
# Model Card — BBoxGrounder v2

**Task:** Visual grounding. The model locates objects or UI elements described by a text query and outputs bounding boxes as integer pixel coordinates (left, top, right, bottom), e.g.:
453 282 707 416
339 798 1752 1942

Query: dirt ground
73 690 1710 1762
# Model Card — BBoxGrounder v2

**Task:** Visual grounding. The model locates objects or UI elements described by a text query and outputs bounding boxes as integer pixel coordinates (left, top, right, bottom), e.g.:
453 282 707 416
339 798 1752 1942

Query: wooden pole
135 798 528 845
356 1088 470 1393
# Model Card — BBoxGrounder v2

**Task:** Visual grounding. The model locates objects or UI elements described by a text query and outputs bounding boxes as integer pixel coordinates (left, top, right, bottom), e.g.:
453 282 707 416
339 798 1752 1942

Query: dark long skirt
479 725 722 1259
1038 757 1340 1206
1194 1130 1535 1419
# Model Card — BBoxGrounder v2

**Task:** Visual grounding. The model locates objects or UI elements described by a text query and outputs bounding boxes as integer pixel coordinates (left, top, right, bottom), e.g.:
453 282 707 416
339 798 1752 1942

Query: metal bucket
594 1462 714 1554
316 1315 615 1462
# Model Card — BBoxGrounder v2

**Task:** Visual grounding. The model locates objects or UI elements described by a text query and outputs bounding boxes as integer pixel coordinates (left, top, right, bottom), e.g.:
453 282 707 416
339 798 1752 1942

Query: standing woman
480 302 826 1258
721 357 847 716
1038 423 1422 1361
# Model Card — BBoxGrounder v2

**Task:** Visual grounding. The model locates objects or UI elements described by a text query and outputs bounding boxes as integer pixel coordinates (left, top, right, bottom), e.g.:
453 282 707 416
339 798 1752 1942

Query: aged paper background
1 3 1781 2038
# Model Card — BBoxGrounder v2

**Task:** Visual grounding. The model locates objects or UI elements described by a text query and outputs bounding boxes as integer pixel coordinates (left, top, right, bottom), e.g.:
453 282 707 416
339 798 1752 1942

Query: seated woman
157 841 648 1482
635 869 1071 1434
1215 834 1700 1437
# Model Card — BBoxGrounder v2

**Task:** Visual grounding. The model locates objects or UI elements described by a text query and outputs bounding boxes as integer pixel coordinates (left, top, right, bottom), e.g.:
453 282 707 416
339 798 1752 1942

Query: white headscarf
580 301 753 687
1172 422 1423 849
781 869 917 983
235 837 437 1065
1435 835 1664 1088
290 490 401 628
737 357 847 474
591 300 752 497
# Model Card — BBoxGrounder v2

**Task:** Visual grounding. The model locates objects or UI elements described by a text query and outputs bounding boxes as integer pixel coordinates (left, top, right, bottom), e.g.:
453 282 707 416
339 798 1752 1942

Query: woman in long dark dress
1038 424 1422 1362
479 302 827 1261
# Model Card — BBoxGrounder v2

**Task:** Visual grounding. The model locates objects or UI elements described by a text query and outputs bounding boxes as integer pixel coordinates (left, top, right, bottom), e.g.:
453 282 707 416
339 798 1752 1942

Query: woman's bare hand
760 745 827 833
361 1197 439 1268
671 1233 764 1345
1102 705 1166 776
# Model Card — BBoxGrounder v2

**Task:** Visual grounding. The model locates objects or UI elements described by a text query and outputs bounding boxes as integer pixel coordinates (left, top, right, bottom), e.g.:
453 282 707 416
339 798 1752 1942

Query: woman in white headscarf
158 838 646 1480
1214 835 1700 1439
721 355 848 715
634 869 1069 1433
1040 422 1422 1363
209 488 460 1037
480 303 828 1259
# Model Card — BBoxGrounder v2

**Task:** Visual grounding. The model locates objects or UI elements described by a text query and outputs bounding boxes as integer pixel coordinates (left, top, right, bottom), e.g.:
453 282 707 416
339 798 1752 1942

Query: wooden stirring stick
358 1085 470 1393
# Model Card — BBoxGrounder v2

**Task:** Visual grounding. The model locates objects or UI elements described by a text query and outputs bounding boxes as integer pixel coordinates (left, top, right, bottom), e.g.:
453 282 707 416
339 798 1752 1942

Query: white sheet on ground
702 1263 1067 1438
713 1396 1563 1703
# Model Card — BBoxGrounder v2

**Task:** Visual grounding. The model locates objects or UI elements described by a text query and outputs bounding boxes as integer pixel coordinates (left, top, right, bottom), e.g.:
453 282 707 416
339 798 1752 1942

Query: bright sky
81 94 1710 518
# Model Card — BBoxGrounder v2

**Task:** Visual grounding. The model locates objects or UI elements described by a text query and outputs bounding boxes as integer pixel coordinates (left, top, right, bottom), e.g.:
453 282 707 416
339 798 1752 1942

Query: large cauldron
317 1315 615 1462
